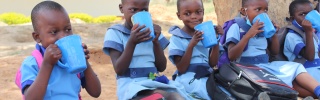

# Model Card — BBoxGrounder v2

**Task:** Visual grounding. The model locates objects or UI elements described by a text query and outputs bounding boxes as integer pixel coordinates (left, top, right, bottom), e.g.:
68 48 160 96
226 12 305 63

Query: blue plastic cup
306 10 320 32
131 11 155 41
194 21 220 48
253 13 276 38
55 34 87 74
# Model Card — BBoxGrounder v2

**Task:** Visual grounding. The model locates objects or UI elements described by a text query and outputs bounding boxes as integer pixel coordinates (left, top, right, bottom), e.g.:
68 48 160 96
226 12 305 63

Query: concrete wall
0 0 122 17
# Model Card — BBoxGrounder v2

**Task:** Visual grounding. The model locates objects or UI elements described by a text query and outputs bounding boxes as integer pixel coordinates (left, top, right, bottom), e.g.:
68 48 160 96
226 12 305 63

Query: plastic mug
194 21 220 48
55 34 87 74
253 13 276 38
131 11 155 41
306 10 320 32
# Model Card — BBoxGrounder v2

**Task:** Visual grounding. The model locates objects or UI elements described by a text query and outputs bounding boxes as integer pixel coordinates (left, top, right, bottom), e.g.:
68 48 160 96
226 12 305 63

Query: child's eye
196 10 203 14
50 30 57 34
66 29 72 32
130 8 136 12
185 12 191 16
255 8 260 12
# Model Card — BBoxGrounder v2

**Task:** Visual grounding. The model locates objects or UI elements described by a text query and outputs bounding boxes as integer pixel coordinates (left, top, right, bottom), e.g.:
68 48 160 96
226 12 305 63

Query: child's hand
301 19 314 33
190 31 203 47
246 19 264 38
152 24 162 42
214 25 224 37
272 21 280 33
129 24 152 44
43 44 62 66
82 43 90 60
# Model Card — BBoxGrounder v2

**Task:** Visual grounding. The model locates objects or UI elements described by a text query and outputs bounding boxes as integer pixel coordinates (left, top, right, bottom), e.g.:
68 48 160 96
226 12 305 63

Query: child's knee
167 92 184 100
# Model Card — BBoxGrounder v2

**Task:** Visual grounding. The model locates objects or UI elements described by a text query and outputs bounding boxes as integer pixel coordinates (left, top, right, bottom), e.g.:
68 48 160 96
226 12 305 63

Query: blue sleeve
286 32 305 56
158 33 170 50
20 56 39 94
168 36 185 64
103 29 124 55
225 24 240 47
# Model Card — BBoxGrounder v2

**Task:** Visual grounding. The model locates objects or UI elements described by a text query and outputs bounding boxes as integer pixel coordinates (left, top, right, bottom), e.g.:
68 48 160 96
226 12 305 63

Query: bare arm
209 25 224 67
300 20 315 61
174 31 203 74
153 24 167 72
82 44 101 98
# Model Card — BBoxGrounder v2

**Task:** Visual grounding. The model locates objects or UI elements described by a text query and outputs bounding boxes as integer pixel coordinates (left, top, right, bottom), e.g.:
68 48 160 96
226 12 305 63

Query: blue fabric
314 86 320 97
225 23 268 57
239 54 269 64
116 67 158 79
168 26 212 99
292 20 305 32
304 59 320 68
169 49 185 57
21 80 33 94
103 40 124 53
168 26 192 39
293 43 306 56
225 37 239 44
20 50 82 99
104 24 191 100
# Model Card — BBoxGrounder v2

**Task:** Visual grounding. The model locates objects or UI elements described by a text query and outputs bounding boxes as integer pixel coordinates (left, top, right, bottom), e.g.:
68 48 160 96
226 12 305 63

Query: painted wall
0 0 122 17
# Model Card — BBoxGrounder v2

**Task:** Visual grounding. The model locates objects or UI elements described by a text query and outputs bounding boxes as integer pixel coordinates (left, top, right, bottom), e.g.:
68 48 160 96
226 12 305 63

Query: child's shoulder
20 56 38 71
168 26 192 39
107 24 131 35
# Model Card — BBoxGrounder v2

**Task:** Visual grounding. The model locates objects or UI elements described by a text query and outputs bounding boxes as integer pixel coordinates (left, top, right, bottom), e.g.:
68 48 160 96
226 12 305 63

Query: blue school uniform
225 23 307 87
284 21 320 82
168 26 212 99
20 44 85 100
103 24 192 100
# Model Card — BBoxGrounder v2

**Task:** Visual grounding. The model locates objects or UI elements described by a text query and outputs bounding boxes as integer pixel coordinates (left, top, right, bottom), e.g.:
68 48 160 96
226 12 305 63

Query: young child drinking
103 0 191 99
20 1 101 99
168 0 223 99
284 0 320 98
224 0 320 98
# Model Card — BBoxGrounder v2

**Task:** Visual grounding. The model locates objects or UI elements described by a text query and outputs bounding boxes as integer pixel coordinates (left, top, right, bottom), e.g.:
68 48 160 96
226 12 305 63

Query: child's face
119 0 150 28
292 3 313 25
177 0 204 30
32 9 72 48
242 0 268 24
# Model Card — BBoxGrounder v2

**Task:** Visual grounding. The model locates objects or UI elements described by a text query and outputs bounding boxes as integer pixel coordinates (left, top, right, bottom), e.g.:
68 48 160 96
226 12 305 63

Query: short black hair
242 0 249 7
289 0 312 16
31 1 65 31
177 0 204 12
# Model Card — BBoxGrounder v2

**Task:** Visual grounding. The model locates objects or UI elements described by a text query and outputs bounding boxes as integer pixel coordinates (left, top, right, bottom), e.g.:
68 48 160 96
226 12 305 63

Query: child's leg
295 72 320 98
293 81 316 98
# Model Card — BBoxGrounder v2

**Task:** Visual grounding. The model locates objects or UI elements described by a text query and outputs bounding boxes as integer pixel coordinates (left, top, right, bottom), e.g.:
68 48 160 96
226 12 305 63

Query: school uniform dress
103 24 192 100
168 26 212 100
225 23 307 87
284 23 320 82
20 44 85 100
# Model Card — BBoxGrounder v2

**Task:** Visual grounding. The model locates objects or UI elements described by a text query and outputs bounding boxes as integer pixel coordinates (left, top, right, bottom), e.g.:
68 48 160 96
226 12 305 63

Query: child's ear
286 16 294 22
119 4 124 13
240 8 246 16
176 12 181 20
32 32 41 43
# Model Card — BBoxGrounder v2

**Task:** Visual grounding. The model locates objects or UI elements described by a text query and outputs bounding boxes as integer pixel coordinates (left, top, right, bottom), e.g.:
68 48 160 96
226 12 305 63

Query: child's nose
57 32 71 39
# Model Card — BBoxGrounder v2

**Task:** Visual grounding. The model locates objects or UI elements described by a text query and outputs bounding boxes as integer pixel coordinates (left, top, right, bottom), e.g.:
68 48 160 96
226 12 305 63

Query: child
20 1 101 99
168 0 223 99
284 0 320 98
103 0 191 99
225 0 320 98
